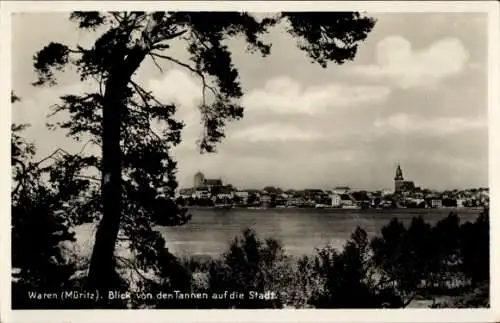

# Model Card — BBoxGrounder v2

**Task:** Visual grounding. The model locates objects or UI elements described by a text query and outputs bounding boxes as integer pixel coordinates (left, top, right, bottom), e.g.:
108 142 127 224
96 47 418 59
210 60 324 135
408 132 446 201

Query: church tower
394 163 404 193
194 171 205 188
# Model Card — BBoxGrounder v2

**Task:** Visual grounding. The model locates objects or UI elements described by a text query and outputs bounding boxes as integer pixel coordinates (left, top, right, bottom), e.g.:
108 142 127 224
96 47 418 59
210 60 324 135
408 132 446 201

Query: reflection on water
158 208 481 257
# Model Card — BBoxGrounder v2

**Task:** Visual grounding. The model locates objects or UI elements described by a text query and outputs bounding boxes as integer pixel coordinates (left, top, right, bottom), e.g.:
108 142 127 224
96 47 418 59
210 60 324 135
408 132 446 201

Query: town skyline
180 165 489 192
177 166 489 210
11 12 488 191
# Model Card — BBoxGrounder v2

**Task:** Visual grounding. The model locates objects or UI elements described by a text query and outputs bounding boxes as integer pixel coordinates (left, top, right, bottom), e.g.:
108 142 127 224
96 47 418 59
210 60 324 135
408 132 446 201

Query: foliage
203 228 291 308
11 93 99 308
130 228 292 309
369 210 489 308
310 227 393 308
428 212 462 287
452 282 489 308
460 207 489 285
294 210 488 309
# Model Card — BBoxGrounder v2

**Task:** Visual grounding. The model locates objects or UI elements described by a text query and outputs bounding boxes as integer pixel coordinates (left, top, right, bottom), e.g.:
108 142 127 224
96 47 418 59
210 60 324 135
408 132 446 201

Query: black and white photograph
2 1 499 322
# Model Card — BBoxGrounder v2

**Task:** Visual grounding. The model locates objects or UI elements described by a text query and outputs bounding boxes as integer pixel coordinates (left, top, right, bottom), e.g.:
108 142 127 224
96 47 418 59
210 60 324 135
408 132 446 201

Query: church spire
395 163 404 180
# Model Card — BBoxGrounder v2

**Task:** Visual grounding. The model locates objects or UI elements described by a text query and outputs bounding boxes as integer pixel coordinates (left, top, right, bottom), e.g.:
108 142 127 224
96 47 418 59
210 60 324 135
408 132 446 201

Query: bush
11 188 78 309
205 228 291 308
428 212 462 288
136 248 194 309
460 208 489 285
286 255 323 308
310 227 399 308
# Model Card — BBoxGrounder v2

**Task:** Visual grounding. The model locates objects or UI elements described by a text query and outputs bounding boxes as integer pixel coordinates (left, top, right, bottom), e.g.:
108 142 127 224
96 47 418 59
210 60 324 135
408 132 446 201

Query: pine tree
32 11 376 303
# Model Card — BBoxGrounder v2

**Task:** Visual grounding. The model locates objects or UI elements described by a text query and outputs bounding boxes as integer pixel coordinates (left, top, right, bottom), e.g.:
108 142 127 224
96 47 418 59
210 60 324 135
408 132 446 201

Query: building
288 196 305 207
234 191 249 204
351 191 370 203
304 189 325 201
333 186 350 195
330 193 342 207
431 198 443 208
205 178 223 190
280 192 290 199
260 195 272 207
193 171 224 190
394 164 415 194
178 188 195 199
275 195 287 206
414 192 424 199
381 189 393 196
394 164 404 193
194 189 210 199
194 171 205 188
215 185 234 200
340 194 355 207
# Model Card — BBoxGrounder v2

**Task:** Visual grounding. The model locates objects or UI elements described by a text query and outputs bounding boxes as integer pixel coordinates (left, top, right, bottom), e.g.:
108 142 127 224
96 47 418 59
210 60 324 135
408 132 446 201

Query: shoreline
186 205 484 211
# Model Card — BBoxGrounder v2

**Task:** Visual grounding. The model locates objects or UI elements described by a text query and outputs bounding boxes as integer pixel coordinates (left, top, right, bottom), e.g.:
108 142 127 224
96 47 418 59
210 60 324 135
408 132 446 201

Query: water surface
159 207 482 257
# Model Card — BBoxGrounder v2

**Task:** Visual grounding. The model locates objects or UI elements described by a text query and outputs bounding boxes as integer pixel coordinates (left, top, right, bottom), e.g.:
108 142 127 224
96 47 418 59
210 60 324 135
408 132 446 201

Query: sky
11 12 489 191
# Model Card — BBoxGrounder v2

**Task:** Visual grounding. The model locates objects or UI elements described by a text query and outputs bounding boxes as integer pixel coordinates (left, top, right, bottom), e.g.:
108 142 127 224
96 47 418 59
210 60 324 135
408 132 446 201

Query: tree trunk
86 47 146 304
86 76 125 299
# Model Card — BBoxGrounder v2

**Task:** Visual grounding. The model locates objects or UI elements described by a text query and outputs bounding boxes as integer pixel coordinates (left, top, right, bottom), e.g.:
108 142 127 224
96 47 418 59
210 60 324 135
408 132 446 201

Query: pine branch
148 53 163 73
115 255 158 284
149 52 220 106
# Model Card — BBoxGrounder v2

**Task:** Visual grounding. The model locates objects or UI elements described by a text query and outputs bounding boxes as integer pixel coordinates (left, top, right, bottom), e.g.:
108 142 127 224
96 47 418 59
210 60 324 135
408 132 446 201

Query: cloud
12 81 102 159
241 76 391 115
147 72 392 145
373 113 486 136
148 69 203 115
352 36 470 89
13 82 95 124
148 69 205 143
231 123 324 142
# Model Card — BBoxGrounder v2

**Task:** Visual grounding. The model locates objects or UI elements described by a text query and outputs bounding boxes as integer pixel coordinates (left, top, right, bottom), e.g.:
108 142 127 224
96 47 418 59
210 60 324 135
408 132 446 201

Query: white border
489 2 500 323
0 4 13 323
1 1 499 323
0 1 498 13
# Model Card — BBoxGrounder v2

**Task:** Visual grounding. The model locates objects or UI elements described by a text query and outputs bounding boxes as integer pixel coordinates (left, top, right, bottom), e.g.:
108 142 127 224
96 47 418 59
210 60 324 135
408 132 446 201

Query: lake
158 207 483 258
